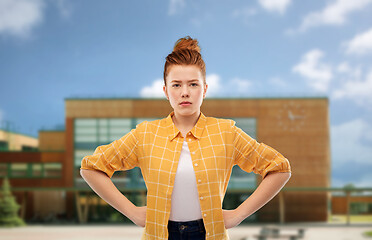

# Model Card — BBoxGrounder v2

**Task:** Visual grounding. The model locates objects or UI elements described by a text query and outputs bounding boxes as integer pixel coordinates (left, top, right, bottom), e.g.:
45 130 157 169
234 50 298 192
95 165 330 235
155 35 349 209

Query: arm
223 171 291 228
237 171 291 218
80 169 146 227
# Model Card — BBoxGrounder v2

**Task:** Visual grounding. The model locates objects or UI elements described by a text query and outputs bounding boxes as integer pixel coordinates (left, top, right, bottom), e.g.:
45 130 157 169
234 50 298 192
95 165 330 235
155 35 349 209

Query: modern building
0 129 66 220
0 97 331 223
0 129 38 151
332 194 372 215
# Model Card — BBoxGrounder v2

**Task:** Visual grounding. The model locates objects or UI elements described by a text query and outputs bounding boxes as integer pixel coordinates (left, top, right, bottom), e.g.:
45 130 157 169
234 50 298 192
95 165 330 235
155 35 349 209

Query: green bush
0 177 26 227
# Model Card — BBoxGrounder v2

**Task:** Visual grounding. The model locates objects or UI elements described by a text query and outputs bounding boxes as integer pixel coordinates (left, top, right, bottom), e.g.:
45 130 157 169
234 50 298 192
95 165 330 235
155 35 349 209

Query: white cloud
355 174 372 188
292 49 333 92
258 0 291 14
205 74 221 97
207 75 257 97
55 0 73 19
190 12 213 28
269 77 287 87
0 0 45 38
232 7 257 24
344 27 372 55
336 62 361 79
168 0 185 16
337 121 372 192
331 119 372 165
206 75 255 97
332 69 372 108
333 174 372 188
190 18 202 28
141 74 265 98
297 0 372 32
140 79 166 98
337 61 352 73
141 74 223 99
230 77 252 92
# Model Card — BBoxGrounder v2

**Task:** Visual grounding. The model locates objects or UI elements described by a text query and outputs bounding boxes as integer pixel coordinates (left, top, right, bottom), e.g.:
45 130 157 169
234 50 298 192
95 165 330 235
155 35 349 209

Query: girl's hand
130 206 147 227
222 209 244 229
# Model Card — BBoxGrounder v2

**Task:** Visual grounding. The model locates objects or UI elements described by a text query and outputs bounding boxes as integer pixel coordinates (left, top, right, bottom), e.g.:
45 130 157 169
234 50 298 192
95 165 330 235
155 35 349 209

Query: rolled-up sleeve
80 128 139 178
232 122 291 179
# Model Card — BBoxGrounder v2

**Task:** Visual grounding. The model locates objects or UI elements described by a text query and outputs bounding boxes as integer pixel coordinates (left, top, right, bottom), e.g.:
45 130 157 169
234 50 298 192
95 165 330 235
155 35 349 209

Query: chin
176 108 198 115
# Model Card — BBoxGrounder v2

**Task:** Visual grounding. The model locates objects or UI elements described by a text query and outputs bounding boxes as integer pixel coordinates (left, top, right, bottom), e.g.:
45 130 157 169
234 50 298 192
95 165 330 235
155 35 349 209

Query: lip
180 101 192 106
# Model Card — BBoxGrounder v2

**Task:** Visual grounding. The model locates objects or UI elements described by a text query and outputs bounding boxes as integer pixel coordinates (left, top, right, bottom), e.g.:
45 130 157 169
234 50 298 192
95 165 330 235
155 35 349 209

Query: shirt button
200 197 204 200
198 179 201 183
188 132 191 135
204 213 207 217
192 152 195 154
194 163 198 167
188 138 191 142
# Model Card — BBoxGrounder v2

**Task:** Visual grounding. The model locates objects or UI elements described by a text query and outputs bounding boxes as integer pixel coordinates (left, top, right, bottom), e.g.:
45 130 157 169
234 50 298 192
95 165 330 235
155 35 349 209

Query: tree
0 177 26 227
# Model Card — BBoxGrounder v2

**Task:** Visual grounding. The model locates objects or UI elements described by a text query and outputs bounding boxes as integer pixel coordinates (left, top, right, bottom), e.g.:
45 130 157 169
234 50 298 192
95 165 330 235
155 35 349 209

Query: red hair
163 36 206 85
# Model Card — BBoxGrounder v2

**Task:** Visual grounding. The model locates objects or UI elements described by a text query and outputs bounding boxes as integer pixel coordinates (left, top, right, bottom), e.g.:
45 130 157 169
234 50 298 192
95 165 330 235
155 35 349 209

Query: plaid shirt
81 111 291 240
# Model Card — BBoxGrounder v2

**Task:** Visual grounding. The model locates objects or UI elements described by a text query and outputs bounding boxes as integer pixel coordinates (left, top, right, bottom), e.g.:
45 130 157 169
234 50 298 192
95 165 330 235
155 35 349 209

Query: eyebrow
170 79 199 83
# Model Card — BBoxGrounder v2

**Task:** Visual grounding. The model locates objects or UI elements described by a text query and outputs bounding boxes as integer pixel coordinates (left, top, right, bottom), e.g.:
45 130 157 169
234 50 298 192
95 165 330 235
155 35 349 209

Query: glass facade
75 117 257 189
0 140 8 151
21 145 38 151
350 202 372 214
74 118 157 188
0 163 62 178
74 116 257 222
228 118 257 190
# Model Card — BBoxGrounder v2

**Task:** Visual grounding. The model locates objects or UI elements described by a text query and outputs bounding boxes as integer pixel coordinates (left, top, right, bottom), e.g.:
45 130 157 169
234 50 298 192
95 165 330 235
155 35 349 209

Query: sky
0 0 372 188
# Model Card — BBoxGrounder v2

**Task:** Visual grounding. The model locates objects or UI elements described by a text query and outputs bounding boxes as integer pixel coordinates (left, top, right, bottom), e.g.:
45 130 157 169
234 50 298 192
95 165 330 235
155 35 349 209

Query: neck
172 110 201 131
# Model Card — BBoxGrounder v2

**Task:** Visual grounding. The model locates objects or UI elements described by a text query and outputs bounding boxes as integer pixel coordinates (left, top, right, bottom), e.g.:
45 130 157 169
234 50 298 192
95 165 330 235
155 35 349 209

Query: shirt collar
165 111 207 141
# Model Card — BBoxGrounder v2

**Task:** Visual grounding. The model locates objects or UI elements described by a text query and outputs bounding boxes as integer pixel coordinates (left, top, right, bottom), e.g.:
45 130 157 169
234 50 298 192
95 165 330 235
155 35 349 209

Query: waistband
168 218 205 231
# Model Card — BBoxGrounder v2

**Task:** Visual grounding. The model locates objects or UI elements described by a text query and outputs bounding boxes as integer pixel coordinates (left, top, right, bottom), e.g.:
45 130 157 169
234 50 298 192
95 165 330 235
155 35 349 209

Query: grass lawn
329 214 372 223
365 230 372 237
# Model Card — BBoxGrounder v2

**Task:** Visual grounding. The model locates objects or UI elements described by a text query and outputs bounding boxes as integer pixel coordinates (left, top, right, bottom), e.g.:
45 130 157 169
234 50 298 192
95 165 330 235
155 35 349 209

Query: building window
74 118 157 188
22 145 38 151
44 163 62 177
0 163 7 177
74 117 256 189
74 118 132 169
229 118 257 189
350 202 372 214
1 163 61 179
0 140 8 151
10 163 28 177
32 163 43 177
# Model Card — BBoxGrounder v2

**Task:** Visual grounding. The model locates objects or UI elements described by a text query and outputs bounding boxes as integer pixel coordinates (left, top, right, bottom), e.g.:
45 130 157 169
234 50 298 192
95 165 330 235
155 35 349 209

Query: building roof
0 129 38 139
65 96 329 101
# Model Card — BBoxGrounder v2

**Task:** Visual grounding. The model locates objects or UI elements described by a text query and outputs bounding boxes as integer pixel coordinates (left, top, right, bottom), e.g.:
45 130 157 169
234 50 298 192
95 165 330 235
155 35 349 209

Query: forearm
235 172 291 220
80 169 136 218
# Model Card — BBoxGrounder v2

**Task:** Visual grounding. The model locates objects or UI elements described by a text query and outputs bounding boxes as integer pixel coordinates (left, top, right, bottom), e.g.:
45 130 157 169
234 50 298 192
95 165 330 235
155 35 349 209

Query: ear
203 84 208 99
163 85 169 100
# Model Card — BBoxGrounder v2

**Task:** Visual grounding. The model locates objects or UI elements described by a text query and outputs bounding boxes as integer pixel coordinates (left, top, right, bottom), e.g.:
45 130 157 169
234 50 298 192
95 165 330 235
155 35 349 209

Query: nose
181 85 190 97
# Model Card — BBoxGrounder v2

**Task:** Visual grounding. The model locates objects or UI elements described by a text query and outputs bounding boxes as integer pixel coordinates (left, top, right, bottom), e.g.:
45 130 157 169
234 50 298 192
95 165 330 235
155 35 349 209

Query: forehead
167 65 203 82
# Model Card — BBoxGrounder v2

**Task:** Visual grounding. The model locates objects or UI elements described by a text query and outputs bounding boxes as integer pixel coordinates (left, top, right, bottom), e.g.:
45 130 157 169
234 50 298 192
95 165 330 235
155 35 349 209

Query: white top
169 140 203 221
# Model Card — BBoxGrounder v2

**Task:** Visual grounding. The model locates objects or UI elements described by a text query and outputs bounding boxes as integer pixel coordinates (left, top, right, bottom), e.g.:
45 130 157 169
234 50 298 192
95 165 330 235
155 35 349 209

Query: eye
191 83 198 87
172 84 180 87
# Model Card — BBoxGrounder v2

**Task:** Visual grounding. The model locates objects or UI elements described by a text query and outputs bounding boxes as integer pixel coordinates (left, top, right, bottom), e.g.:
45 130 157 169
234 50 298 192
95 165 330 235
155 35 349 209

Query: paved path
0 224 371 240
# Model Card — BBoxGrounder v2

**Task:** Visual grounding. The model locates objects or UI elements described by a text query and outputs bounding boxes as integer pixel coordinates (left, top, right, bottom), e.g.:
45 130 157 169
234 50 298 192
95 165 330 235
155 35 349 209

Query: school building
0 97 331 223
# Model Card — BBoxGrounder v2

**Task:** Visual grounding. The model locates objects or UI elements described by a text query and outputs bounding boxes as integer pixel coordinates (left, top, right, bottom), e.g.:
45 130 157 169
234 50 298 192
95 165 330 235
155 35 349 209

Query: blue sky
1 0 372 188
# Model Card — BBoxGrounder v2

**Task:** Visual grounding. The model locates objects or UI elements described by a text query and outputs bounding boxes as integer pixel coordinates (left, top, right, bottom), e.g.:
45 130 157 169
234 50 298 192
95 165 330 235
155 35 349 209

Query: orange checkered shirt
80 111 291 240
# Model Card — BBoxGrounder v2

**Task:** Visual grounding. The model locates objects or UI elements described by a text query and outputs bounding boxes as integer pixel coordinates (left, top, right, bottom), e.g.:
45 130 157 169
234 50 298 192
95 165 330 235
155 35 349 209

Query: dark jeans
168 218 206 240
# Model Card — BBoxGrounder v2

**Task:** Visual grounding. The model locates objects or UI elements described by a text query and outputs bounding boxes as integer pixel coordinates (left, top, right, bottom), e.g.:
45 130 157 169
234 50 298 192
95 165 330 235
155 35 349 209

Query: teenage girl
80 36 291 240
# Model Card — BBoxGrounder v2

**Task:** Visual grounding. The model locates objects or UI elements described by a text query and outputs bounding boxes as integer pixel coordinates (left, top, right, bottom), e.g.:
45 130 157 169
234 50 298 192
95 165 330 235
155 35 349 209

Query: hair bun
173 36 201 53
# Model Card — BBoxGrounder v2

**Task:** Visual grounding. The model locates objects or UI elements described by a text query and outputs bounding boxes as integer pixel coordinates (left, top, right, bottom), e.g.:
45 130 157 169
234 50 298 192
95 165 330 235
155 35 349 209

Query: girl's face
163 65 208 117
